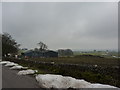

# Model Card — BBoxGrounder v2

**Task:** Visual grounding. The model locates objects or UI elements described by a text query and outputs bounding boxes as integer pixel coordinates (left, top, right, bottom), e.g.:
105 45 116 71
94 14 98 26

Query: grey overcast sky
2 2 118 50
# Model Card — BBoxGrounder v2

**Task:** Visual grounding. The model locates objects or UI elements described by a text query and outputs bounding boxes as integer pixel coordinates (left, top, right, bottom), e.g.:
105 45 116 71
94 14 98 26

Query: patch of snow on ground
91 83 117 88
5 62 18 67
0 61 11 65
35 74 118 88
36 74 92 88
10 65 28 70
17 69 38 75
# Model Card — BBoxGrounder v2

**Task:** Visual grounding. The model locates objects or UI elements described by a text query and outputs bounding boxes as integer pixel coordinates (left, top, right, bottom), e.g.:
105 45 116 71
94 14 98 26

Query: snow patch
91 83 117 88
17 69 38 75
35 74 118 88
36 74 92 88
5 62 18 67
0 61 11 65
10 65 28 70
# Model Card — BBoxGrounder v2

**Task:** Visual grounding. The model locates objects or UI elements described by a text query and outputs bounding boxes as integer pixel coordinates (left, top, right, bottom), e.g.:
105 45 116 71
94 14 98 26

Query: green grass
18 62 49 74
30 55 119 66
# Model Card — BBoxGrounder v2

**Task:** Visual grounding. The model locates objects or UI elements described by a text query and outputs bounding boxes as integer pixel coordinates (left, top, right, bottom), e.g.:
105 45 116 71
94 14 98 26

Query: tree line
1 33 48 57
2 33 20 56
1 32 73 57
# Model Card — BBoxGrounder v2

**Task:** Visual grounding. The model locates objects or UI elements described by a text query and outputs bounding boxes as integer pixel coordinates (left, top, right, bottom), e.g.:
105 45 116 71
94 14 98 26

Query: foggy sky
2 2 118 50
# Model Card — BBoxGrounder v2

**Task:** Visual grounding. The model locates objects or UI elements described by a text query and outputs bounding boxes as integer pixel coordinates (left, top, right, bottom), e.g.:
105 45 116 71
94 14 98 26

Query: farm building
21 50 58 58
44 50 58 57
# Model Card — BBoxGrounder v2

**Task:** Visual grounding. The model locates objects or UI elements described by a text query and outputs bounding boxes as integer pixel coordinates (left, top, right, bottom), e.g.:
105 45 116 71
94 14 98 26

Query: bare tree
37 41 48 52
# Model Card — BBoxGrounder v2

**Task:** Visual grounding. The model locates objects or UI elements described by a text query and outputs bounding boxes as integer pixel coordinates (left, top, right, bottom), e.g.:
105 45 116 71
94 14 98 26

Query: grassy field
30 55 119 67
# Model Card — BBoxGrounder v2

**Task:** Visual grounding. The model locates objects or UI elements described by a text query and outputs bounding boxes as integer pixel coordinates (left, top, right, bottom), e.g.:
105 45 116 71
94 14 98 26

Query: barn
22 50 58 58
44 50 58 57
